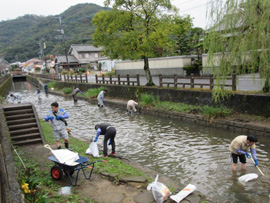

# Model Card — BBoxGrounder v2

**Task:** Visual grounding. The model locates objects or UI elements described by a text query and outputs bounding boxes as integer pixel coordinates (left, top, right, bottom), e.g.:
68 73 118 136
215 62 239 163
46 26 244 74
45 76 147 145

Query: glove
246 152 251 159
254 159 258 167
45 116 54 121
56 115 63 120
94 138 98 142
108 139 111 145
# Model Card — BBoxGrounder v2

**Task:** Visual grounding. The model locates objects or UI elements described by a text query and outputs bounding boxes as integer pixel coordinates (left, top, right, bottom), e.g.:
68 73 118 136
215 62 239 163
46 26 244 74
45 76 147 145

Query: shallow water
8 81 270 202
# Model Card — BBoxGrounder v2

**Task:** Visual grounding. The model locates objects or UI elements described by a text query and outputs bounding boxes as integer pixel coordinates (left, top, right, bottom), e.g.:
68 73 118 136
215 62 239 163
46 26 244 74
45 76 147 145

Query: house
0 58 10 74
54 55 80 73
68 44 104 70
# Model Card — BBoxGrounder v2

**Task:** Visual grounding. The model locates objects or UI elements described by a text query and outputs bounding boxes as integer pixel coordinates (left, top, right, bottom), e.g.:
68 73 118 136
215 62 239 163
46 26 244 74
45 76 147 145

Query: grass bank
13 120 149 203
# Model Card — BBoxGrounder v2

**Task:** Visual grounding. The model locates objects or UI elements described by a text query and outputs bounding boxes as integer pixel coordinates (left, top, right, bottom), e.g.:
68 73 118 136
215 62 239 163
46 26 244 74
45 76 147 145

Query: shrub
47 81 57 88
140 93 155 106
62 87 72 94
85 86 105 98
202 105 233 118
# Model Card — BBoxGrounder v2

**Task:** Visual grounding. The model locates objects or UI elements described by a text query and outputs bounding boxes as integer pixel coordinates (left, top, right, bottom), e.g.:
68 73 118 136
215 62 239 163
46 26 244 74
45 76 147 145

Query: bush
47 81 57 88
62 87 73 94
85 86 105 98
140 93 155 106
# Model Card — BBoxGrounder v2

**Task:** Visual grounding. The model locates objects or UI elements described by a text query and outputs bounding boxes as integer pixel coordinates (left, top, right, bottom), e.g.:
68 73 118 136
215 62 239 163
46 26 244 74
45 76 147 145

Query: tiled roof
55 55 79 64
69 44 103 53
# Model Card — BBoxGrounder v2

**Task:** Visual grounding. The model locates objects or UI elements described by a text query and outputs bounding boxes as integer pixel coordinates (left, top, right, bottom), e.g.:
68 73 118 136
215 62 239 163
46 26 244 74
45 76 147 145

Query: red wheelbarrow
48 155 106 186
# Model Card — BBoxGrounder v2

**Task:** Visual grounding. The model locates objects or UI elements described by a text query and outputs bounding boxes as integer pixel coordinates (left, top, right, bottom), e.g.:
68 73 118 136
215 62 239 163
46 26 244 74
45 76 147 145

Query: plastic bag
238 173 258 184
170 184 196 203
90 142 100 157
59 186 71 196
85 144 91 155
147 174 171 203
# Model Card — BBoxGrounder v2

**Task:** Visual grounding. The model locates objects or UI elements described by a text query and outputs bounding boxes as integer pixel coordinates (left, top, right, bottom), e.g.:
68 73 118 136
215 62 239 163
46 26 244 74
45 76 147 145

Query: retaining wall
0 75 12 97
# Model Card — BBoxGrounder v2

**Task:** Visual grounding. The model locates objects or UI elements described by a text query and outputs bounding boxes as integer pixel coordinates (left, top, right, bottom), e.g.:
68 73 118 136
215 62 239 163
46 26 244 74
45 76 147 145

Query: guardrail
159 74 236 90
95 74 140 86
63 74 88 83
28 73 61 80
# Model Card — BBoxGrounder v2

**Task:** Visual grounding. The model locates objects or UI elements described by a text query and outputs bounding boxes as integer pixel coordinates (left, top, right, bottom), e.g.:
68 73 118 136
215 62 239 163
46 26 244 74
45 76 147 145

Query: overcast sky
0 0 209 28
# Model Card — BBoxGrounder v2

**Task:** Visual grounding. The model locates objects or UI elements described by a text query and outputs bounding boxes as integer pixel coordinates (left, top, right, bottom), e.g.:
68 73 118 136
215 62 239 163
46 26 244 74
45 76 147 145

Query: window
95 53 99 58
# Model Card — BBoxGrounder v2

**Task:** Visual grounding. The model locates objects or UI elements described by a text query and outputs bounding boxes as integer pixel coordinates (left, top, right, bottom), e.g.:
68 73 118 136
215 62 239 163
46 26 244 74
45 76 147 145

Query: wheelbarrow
48 155 106 186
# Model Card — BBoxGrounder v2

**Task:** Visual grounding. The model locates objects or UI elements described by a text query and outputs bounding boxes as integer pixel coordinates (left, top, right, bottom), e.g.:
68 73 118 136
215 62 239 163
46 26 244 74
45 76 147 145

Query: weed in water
84 86 105 98
61 87 73 94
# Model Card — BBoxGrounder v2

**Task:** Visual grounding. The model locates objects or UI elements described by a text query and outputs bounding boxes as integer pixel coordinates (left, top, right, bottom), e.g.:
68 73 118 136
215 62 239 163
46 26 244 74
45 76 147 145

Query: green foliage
206 0 270 96
84 86 105 98
0 4 109 62
140 93 155 106
61 87 73 94
202 105 233 119
93 0 195 85
47 81 57 88
103 71 115 76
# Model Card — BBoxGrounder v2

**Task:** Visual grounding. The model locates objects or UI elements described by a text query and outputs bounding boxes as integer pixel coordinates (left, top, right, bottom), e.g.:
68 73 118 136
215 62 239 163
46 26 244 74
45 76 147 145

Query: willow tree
92 0 179 86
205 0 270 97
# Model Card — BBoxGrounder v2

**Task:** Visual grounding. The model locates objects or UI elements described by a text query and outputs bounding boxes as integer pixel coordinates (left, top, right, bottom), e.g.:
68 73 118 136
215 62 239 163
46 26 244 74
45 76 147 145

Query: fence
159 74 236 90
96 74 140 86
29 73 61 80
63 74 88 83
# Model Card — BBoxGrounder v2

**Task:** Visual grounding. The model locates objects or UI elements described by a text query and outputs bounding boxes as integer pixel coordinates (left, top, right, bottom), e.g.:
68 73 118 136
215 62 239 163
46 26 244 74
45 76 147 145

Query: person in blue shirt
94 123 116 157
44 102 71 150
97 89 108 107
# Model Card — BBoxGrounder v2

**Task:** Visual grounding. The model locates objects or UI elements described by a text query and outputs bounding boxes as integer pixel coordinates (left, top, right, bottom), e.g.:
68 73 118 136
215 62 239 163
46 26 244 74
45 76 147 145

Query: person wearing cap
229 135 258 171
127 100 138 114
94 123 116 157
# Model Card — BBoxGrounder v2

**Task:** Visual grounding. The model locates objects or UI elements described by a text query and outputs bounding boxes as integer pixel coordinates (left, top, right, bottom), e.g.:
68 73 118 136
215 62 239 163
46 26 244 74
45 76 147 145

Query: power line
174 0 196 6
179 2 209 13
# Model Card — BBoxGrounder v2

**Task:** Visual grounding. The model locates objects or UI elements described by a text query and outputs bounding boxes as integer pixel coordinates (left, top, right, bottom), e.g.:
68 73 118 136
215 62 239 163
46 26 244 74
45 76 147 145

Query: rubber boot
57 146 61 149
65 143 73 151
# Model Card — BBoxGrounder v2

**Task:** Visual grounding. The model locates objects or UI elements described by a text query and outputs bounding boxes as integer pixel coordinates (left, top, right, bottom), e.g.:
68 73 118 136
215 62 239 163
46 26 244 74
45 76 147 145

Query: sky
0 0 209 28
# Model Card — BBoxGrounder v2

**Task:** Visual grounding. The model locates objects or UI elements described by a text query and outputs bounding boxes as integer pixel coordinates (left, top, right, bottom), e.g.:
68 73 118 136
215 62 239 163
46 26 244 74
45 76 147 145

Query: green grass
140 93 233 119
40 120 145 178
47 81 57 88
61 87 73 94
103 71 115 76
84 86 105 98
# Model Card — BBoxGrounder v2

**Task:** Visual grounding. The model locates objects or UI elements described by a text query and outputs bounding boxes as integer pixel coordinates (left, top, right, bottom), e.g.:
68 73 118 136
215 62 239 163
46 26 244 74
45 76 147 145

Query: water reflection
8 81 270 202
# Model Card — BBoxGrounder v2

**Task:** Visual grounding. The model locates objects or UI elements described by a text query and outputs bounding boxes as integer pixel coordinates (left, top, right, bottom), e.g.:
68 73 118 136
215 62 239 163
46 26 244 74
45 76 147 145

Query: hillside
0 3 110 63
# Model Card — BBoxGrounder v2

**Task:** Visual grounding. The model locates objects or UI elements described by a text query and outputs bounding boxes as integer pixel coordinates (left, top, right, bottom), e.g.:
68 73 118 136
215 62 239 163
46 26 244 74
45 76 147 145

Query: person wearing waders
94 123 116 157
44 84 48 96
72 87 85 102
36 86 41 100
10 93 22 103
97 89 107 107
229 135 258 171
44 102 71 150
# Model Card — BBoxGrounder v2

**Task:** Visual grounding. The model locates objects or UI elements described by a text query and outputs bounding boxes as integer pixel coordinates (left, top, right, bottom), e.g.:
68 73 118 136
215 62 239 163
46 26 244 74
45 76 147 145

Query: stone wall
0 75 12 97
0 107 23 203
27 75 270 117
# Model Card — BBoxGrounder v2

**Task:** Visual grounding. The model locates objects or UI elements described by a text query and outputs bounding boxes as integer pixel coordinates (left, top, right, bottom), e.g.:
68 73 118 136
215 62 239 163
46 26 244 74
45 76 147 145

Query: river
8 81 270 203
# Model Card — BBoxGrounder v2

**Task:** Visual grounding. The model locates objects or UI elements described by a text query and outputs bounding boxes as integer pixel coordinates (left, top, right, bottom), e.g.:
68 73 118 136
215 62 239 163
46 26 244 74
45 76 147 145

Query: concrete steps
3 103 45 146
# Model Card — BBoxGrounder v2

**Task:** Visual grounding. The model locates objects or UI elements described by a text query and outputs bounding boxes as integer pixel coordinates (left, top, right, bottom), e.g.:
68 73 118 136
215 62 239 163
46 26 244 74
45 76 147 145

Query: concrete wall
115 55 198 76
0 75 12 97
0 107 23 203
27 75 270 117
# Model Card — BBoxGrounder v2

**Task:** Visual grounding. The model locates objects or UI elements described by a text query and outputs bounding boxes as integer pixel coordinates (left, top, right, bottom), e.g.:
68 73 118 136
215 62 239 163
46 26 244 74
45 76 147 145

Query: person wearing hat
229 135 258 171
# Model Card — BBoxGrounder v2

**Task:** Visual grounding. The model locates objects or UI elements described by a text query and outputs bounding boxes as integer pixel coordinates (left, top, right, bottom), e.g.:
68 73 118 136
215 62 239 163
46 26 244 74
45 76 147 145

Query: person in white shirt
97 89 108 107
127 100 138 114
10 93 22 103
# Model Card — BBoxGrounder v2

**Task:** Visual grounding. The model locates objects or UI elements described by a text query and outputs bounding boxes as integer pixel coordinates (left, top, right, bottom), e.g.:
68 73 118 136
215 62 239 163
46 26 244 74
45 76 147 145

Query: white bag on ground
90 142 100 157
85 144 91 155
170 184 196 203
147 174 171 203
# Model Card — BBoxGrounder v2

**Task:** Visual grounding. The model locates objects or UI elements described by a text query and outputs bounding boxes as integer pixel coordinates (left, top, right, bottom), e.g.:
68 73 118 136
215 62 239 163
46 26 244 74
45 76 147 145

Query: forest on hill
0 3 109 63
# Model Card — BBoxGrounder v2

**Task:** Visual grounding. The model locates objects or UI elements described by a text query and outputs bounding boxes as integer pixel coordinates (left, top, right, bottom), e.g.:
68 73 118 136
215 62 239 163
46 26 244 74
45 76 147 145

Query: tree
205 0 270 95
92 0 180 86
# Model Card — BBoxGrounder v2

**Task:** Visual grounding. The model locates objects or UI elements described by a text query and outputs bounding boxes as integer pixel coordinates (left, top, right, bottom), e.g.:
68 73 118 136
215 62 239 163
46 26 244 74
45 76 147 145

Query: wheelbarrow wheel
64 168 75 176
51 166 63 180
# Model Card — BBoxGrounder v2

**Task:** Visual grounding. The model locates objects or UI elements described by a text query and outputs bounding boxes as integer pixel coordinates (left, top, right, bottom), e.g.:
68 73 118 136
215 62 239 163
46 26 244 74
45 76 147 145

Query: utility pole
55 16 69 69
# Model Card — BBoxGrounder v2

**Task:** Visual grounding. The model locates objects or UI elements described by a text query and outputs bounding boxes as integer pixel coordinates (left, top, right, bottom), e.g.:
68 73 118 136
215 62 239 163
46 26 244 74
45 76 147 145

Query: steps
3 103 45 146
